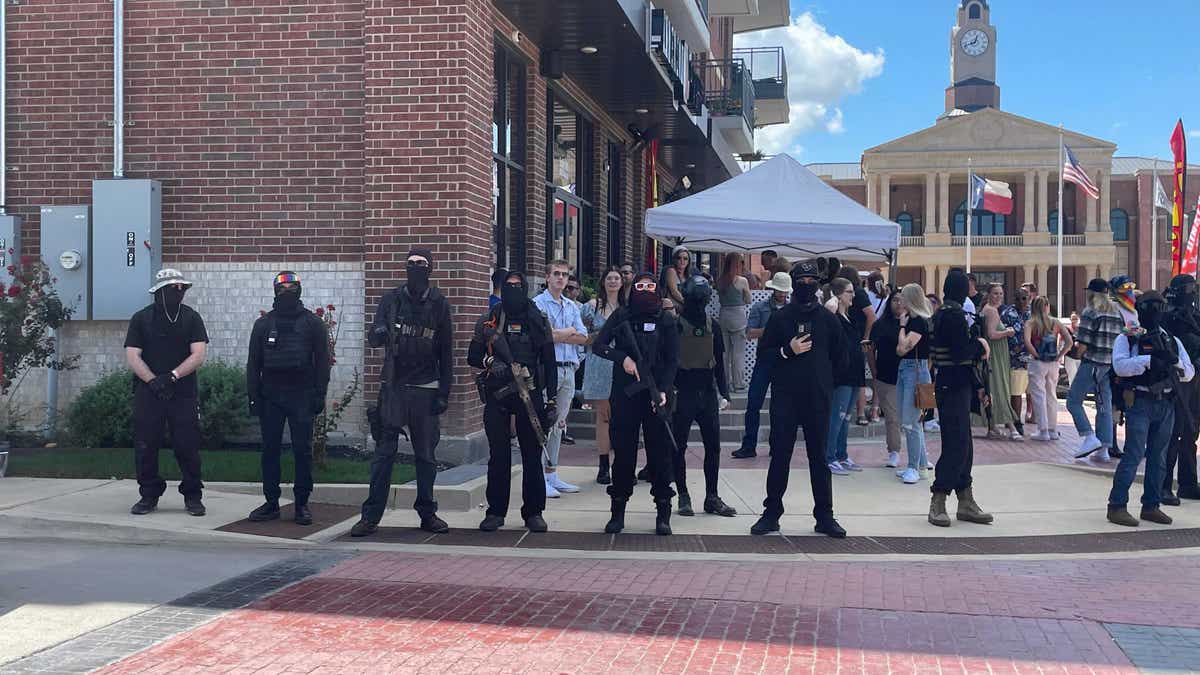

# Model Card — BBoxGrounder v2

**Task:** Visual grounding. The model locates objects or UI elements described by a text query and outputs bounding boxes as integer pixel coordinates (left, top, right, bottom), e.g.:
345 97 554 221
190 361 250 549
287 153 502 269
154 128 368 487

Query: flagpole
966 157 973 273
1153 158 1159 289
1056 125 1064 318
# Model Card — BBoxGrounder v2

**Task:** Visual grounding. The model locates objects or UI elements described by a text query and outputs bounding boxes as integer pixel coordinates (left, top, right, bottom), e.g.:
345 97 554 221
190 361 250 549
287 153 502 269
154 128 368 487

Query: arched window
968 3 981 19
896 212 914 236
1110 208 1129 242
1048 209 1058 234
953 200 1006 236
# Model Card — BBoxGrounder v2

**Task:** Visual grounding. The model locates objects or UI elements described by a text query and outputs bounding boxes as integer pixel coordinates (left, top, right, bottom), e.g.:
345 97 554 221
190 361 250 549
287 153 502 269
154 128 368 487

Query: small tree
0 253 79 441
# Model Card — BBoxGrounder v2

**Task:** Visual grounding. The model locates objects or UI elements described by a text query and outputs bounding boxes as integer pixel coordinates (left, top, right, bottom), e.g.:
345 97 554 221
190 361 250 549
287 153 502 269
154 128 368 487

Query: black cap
491 268 509 289
1084 278 1109 294
791 259 820 280
1170 274 1196 289
408 248 433 266
1137 290 1165 306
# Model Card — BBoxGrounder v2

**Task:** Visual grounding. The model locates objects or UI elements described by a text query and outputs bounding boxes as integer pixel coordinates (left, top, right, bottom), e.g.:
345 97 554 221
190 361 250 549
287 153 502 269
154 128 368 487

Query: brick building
2 0 790 462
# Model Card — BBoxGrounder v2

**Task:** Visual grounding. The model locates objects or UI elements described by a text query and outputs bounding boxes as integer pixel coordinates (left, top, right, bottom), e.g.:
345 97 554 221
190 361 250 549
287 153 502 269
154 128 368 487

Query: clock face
960 29 989 56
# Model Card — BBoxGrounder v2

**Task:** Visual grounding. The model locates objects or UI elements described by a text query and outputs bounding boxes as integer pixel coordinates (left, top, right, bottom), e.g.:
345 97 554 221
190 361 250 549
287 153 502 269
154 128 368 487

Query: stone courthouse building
810 0 1200 311
3 0 790 461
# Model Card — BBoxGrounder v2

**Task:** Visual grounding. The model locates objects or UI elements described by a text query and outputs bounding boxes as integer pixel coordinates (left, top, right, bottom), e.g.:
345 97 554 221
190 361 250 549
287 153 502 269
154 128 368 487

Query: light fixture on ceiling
634 107 649 114
580 46 598 54
686 163 696 169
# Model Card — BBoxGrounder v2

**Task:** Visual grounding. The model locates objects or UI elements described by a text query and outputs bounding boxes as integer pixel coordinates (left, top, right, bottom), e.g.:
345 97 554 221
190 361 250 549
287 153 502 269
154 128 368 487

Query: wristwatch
169 370 179 382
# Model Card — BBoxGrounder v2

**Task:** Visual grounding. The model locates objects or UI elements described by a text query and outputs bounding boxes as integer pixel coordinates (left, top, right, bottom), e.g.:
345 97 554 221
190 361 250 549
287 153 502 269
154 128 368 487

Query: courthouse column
938 173 950 233
879 173 891 218
1023 170 1035 232
866 174 878 214
924 173 936 235
1037 170 1049 232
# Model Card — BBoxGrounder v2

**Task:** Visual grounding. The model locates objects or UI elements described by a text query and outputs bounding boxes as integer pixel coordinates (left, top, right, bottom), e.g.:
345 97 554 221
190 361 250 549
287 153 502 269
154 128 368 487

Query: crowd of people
121 246 1200 539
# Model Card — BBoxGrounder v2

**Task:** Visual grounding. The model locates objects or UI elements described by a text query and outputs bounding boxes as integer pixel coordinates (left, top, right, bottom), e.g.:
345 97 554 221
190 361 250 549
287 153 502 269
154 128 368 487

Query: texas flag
969 173 1014 215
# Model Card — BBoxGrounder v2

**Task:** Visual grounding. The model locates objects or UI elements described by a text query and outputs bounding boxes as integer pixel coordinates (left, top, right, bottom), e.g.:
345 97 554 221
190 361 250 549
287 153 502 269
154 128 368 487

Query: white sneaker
548 473 579 493
900 468 921 484
829 462 850 476
895 469 906 477
841 459 864 472
1094 447 1112 463
1031 431 1051 442
885 451 900 468
924 420 941 433
925 458 935 470
1075 434 1103 458
1049 430 1061 440
544 477 561 498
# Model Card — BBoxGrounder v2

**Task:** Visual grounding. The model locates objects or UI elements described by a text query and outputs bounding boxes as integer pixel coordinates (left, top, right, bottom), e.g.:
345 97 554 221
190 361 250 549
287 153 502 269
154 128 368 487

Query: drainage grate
216 503 360 540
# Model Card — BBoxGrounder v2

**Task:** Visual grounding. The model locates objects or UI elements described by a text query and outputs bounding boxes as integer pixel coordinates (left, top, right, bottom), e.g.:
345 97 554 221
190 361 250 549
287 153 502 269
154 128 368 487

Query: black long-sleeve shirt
593 308 680 399
674 316 730 398
759 302 848 400
467 304 558 400
370 286 454 401
1164 304 1200 362
246 308 331 400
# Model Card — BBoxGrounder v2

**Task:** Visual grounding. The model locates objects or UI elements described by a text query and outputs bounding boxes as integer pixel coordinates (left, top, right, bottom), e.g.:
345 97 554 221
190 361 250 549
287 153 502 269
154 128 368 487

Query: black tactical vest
931 303 974 368
678 315 714 370
1126 331 1180 391
262 314 313 372
391 288 437 369
501 313 538 368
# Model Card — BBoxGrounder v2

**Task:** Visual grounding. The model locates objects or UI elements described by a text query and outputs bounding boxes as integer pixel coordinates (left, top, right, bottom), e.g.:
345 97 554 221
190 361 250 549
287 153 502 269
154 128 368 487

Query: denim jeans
740 360 772 450
825 385 856 464
1108 394 1173 510
1066 361 1113 447
896 359 930 471
543 365 576 470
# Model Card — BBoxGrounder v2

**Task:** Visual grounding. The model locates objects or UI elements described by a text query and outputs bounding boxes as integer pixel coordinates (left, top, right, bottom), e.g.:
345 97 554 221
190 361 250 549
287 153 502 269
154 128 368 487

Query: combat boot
703 494 737 517
677 491 694 516
655 499 673 535
928 493 951 527
349 518 378 537
1106 507 1139 527
955 487 994 524
605 498 627 534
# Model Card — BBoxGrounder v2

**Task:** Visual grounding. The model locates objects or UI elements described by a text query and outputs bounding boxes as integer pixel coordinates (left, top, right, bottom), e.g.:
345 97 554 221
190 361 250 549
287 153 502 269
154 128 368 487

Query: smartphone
796 321 811 339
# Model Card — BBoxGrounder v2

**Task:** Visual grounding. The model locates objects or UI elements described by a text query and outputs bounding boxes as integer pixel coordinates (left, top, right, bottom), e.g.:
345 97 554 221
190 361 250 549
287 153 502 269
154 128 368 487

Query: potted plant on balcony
0 253 77 474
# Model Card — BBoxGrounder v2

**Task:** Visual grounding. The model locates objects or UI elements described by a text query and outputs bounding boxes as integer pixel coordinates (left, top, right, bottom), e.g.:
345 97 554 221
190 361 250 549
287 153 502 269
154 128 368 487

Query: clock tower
946 0 1000 113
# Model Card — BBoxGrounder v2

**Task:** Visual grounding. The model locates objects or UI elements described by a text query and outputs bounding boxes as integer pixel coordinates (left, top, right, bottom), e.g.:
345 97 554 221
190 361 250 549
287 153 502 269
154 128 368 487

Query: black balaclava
1137 291 1167 331
500 272 529 316
272 270 303 315
943 270 970 305
629 272 662 317
790 259 821 309
406 247 433 297
155 286 186 318
1167 274 1197 307
680 274 711 327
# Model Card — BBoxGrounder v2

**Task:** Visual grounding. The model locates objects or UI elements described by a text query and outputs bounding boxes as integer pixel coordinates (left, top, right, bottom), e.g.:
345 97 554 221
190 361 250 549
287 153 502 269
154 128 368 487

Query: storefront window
546 93 594 273
493 44 526 271
606 142 624 266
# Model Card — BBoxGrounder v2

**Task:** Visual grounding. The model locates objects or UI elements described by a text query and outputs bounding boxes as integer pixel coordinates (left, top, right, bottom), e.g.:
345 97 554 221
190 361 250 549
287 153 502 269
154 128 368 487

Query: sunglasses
549 270 569 278
633 281 657 292
566 285 579 292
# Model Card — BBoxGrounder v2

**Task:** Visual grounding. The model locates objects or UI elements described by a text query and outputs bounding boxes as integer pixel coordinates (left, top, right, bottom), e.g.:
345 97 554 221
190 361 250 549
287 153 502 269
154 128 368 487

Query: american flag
1062 144 1100 199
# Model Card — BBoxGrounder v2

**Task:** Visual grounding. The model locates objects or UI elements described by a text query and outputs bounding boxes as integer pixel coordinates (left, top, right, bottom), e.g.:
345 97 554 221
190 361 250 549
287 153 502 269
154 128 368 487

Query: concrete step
564 418 886 444
567 408 770 427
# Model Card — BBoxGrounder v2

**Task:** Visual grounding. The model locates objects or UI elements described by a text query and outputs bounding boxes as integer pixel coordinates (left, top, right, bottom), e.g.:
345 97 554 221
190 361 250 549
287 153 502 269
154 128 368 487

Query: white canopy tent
645 153 900 262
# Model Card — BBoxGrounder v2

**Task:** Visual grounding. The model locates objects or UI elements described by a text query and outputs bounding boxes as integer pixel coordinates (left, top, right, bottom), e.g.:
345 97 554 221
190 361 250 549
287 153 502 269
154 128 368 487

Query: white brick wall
7 262 368 444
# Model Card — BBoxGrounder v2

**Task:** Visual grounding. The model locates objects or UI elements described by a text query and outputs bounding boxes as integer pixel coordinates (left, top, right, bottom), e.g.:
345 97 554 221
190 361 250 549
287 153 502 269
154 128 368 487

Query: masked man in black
751 260 848 539
670 273 737 518
593 272 680 535
1161 274 1200 503
125 268 210 516
468 271 557 533
351 248 454 537
928 270 993 527
246 271 331 525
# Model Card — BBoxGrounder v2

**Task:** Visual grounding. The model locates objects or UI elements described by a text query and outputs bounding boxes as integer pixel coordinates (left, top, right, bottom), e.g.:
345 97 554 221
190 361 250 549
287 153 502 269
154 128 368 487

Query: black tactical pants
133 383 203 501
609 390 676 504
671 378 721 496
483 392 546 520
259 390 315 506
361 386 441 523
1165 377 1200 496
932 378 976 495
762 393 832 522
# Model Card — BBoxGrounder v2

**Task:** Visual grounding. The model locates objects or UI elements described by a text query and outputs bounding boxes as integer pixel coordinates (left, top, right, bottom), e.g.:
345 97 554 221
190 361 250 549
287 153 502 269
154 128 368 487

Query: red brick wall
7 0 366 262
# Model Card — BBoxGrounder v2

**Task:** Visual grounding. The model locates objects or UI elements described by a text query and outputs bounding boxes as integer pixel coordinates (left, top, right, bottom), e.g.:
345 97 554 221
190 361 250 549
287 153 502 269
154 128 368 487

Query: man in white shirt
1107 291 1195 527
534 260 588 498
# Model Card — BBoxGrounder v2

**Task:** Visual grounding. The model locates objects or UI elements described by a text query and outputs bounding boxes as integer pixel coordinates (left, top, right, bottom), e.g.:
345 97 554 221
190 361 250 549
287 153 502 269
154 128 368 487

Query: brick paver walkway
92 552 1200 674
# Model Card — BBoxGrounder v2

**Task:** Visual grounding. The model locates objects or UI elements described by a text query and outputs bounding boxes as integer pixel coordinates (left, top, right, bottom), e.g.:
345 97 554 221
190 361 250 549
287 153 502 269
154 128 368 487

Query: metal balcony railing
900 236 925 247
731 46 787 100
1050 234 1086 247
950 235 1024 247
691 57 755 130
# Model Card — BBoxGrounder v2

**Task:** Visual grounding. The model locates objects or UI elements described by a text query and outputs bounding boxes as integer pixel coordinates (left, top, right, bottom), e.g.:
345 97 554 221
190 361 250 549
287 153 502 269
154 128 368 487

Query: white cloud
734 12 884 156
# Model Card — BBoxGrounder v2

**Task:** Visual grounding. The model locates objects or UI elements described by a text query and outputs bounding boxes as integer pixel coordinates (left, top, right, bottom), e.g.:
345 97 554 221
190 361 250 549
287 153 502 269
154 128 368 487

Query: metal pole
1056 126 1064 317
1 0 8 213
1153 159 1159 289
966 158 972 273
45 328 58 440
113 0 124 178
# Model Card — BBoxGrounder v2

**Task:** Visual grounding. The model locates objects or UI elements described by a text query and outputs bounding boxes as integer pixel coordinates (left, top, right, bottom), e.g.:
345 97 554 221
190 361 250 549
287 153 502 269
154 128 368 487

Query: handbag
915 382 936 410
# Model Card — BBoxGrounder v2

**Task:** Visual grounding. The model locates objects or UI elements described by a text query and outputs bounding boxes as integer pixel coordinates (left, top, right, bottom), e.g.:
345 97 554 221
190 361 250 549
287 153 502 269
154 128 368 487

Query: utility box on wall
40 206 92 319
0 214 20 287
92 179 162 320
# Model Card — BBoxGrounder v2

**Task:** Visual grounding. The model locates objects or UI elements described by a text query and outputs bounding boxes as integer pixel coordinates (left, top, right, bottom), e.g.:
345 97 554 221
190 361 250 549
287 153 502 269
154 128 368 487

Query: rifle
620 320 680 453
483 311 548 449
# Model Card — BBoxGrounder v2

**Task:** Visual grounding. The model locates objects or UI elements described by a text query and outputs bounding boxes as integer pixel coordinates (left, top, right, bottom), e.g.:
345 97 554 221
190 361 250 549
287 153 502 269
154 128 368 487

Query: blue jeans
896 359 930 471
825 386 856 464
1066 362 1113 447
1108 394 1173 510
740 360 771 450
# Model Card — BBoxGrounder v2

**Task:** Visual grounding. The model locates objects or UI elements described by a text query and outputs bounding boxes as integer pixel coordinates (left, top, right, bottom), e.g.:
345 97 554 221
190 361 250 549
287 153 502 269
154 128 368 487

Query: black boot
293 504 313 526
655 499 673 536
605 498 627 534
703 494 737 517
637 466 651 482
420 513 449 533
248 501 281 522
349 518 377 537
750 515 779 535
479 514 505 531
184 497 206 517
130 498 158 515
814 517 847 539
677 492 694 516
596 456 611 485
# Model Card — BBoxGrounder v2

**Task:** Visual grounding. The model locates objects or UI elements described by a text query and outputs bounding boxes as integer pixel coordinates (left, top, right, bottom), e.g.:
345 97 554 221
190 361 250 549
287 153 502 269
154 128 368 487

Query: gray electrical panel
40 206 92 319
92 179 162 320
0 214 20 288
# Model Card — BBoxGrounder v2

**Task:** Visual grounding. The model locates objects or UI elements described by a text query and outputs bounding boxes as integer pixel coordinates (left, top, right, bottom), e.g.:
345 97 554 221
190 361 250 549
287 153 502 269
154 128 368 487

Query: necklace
161 296 180 324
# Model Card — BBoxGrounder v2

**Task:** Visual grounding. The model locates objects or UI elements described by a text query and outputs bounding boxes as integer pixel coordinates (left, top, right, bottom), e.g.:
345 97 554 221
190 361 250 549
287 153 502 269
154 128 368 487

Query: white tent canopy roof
645 154 899 261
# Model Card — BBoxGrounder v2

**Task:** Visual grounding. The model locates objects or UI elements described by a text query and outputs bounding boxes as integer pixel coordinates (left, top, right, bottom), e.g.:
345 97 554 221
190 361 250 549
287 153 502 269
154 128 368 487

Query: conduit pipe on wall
113 0 124 178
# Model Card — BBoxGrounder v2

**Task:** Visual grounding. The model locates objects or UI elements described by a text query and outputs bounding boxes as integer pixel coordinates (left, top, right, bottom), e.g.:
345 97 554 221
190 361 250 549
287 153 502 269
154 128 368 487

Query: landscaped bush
66 362 251 448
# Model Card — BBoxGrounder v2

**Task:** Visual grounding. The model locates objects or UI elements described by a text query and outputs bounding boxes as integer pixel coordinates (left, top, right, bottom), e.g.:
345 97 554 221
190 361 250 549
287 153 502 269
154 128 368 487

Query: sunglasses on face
549 270 569 278
634 281 657 292
566 285 579 292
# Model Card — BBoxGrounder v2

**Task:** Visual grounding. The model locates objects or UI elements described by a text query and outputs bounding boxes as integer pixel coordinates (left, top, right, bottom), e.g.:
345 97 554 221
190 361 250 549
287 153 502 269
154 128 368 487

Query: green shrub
66 362 251 448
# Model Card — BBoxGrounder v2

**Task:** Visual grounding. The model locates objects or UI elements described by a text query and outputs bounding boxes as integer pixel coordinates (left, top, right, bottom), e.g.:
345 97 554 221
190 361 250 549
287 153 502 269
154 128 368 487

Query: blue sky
735 1 1200 163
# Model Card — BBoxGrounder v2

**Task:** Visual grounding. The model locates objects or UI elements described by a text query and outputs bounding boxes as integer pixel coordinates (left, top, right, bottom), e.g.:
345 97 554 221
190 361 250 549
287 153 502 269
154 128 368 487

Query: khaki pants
874 380 902 452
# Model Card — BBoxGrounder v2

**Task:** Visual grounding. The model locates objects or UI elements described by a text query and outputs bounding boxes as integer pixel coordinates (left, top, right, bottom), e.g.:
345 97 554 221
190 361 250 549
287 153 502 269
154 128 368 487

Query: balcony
900 236 925 247
1051 234 1087 247
654 0 711 49
950 235 1024 247
693 57 755 154
732 46 788 127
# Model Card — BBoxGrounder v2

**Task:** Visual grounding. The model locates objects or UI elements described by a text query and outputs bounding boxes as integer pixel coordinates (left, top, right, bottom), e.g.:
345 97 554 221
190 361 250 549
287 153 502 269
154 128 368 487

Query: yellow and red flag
1171 120 1187 275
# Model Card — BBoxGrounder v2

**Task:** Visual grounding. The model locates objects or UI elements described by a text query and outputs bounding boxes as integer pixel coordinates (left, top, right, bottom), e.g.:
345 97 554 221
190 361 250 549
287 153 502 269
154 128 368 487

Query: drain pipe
1 0 8 213
113 0 124 178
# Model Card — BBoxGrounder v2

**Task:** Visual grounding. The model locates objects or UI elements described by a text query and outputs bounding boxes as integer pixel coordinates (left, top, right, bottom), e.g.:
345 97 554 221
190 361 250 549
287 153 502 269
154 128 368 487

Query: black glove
311 393 326 416
542 399 558 428
147 374 175 401
372 325 388 338
249 399 260 417
431 395 449 416
1151 353 1178 373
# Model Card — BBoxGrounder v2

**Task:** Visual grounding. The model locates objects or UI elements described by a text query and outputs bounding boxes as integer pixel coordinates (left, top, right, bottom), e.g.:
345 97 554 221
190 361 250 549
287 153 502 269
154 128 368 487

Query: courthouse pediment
864 108 1116 157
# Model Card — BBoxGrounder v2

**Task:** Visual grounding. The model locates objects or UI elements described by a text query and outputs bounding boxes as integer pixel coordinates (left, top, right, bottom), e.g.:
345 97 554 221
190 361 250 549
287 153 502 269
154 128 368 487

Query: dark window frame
953 200 1006 236
545 91 595 274
1110 208 1129 242
606 141 624 267
493 42 527 272
896 212 915 237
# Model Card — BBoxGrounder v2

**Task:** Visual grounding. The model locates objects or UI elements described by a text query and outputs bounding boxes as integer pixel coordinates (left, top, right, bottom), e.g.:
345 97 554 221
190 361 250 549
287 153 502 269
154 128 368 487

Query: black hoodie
468 272 558 398
757 291 848 402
